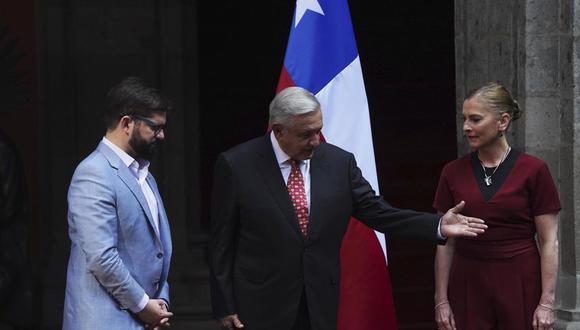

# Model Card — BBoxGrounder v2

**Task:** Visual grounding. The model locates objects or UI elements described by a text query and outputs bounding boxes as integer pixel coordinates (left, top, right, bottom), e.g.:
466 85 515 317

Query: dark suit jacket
0 130 32 328
209 135 440 330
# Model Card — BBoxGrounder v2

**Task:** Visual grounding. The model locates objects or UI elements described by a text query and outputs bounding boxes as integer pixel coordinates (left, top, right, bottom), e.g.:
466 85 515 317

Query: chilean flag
276 0 397 329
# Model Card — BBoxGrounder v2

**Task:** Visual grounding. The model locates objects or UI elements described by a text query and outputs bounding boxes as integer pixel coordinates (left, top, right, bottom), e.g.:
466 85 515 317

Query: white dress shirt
270 132 311 209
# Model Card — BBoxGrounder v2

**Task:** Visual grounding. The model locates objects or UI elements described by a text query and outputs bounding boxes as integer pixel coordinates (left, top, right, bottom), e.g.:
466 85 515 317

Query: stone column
455 0 526 153
556 1 580 328
455 0 580 328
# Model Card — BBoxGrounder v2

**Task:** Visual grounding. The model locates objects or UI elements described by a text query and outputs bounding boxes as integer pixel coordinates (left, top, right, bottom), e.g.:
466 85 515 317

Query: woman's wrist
537 303 554 312
434 301 450 310
434 293 448 303
539 294 555 307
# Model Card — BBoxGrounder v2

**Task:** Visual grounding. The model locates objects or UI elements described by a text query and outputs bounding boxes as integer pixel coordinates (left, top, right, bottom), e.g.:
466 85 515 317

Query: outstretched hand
441 201 487 238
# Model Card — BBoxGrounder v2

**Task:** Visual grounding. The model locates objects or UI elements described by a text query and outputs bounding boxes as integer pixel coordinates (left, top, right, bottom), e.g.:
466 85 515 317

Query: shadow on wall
0 23 35 330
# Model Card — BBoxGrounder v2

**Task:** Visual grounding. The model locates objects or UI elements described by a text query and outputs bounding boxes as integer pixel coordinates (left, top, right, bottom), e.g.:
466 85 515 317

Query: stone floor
170 319 219 330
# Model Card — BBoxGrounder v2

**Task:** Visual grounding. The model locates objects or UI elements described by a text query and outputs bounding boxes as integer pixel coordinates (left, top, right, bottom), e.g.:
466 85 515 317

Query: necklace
479 147 511 186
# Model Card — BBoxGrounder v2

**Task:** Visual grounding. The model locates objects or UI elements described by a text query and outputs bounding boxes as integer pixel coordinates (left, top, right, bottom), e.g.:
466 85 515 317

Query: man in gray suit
63 77 173 329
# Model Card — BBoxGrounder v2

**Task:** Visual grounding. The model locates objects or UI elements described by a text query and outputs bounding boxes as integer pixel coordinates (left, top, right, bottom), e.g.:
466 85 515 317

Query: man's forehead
293 123 323 135
293 109 322 121
292 116 322 127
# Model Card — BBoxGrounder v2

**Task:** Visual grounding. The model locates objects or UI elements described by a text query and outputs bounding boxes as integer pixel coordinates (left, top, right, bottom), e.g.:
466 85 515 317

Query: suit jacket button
157 253 163 259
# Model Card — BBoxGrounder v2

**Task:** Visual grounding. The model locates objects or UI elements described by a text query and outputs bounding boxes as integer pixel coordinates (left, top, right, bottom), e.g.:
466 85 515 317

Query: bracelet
434 301 449 310
538 303 554 312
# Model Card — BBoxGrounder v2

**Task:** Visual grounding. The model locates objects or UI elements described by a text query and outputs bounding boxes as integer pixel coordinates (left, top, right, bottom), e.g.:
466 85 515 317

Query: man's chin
138 144 159 161
301 150 315 160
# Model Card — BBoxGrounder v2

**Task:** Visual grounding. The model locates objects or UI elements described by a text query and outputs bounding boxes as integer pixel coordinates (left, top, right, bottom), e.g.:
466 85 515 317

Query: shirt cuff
130 293 149 313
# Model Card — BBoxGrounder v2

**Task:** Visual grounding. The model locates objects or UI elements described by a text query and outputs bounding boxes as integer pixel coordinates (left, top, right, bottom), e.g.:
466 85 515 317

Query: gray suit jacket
63 141 172 330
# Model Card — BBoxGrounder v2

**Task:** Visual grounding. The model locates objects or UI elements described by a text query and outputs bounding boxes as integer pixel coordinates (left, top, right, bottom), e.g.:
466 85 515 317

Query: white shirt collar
270 131 292 166
102 137 150 182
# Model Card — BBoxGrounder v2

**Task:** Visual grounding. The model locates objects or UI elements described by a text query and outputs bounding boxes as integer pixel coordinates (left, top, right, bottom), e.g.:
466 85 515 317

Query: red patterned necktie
287 159 309 236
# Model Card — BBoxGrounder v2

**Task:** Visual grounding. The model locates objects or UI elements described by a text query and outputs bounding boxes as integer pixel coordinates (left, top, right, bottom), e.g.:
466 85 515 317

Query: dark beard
129 132 160 161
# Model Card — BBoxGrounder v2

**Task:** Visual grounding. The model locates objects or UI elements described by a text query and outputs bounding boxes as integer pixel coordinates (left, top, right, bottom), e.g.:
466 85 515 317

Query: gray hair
269 87 320 126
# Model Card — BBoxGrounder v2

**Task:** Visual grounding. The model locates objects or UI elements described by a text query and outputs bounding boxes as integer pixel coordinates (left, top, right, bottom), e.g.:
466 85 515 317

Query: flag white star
294 0 325 28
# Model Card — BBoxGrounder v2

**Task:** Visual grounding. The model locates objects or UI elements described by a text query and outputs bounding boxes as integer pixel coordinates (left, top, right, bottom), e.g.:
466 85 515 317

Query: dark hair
465 82 521 121
104 77 171 129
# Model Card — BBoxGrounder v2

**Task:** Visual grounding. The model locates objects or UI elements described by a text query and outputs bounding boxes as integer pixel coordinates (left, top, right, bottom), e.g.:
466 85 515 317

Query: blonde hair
466 82 521 121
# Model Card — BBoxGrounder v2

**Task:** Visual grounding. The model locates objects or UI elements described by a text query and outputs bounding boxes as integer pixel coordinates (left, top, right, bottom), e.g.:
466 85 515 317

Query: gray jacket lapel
147 175 168 240
97 142 161 243
147 176 172 258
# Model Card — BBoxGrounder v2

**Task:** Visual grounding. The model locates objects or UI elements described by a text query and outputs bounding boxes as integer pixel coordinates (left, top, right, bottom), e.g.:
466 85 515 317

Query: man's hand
151 301 171 330
138 299 173 329
219 314 244 329
441 201 487 238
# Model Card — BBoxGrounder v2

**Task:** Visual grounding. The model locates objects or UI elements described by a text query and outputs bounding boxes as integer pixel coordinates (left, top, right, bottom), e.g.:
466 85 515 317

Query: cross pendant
484 176 492 186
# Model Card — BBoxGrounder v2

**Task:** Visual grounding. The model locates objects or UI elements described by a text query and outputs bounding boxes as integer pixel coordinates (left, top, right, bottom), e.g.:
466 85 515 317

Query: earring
498 131 504 137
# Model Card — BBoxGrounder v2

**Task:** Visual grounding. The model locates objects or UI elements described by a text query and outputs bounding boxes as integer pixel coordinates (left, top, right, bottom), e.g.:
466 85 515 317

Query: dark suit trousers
291 290 311 330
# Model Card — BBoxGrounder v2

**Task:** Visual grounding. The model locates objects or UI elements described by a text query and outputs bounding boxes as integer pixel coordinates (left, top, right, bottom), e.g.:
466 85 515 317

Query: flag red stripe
276 66 296 92
338 219 397 329
276 64 397 329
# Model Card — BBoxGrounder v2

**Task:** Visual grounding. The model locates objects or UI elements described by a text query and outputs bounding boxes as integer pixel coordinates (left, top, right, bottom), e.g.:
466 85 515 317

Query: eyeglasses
131 114 165 136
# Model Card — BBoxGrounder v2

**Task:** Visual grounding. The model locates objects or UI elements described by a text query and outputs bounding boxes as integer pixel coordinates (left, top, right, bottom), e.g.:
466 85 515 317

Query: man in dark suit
0 129 33 330
209 87 486 330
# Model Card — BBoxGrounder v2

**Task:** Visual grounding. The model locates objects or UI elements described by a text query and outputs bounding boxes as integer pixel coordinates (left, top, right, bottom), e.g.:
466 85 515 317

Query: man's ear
119 115 133 134
272 124 283 137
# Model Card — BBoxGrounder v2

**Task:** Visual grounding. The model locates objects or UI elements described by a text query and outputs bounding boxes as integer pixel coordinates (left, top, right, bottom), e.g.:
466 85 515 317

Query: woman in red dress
433 82 560 330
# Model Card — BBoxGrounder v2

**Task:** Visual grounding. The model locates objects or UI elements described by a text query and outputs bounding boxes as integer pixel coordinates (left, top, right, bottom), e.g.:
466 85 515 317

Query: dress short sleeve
433 164 454 213
529 163 561 216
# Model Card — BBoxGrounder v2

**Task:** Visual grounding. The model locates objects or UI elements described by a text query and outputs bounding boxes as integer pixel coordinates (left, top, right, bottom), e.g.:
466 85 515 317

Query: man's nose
156 130 165 140
310 133 321 147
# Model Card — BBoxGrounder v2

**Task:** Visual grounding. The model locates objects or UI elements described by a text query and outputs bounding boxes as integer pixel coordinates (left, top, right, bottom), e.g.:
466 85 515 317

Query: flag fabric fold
276 0 397 329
